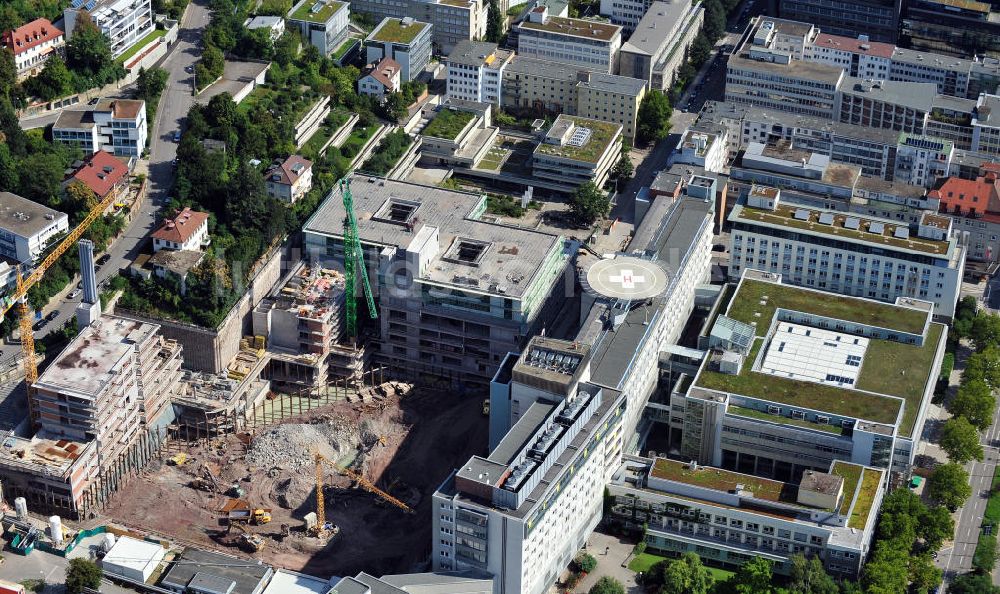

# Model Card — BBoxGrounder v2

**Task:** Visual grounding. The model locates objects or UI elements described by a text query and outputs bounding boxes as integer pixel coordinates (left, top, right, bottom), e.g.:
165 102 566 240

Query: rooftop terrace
651 458 799 505
695 278 942 437
421 108 475 141
535 116 620 164
732 204 951 256
368 17 429 44
289 0 346 23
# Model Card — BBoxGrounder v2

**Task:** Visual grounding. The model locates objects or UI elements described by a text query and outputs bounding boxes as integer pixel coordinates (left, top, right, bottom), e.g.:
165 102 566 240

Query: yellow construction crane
0 190 118 420
312 452 412 535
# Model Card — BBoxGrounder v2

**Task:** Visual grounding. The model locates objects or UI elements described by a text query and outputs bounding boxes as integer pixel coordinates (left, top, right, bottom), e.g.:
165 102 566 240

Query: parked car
68 289 81 299
32 319 47 331
45 310 58 322
97 254 112 267
173 131 181 142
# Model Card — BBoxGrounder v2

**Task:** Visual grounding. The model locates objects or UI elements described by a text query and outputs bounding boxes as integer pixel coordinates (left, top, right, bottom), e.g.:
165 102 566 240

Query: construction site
103 380 487 577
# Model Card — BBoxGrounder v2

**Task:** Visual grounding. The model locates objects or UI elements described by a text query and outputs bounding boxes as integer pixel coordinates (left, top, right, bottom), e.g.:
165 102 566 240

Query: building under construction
253 261 366 390
0 315 182 518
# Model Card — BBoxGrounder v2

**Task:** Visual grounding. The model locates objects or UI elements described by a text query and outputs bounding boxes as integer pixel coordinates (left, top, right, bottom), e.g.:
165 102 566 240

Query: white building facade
64 0 154 60
515 7 622 74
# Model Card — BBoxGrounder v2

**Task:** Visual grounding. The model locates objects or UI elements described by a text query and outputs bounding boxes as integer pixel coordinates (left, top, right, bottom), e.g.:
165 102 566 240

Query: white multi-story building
515 6 622 73
445 40 512 104
532 115 622 188
617 0 704 91
348 0 487 54
599 0 652 32
64 0 154 60
286 0 350 56
1 18 65 81
728 189 965 316
0 192 69 263
608 457 886 578
669 129 728 173
893 133 954 188
244 16 286 42
365 17 432 82
52 98 148 157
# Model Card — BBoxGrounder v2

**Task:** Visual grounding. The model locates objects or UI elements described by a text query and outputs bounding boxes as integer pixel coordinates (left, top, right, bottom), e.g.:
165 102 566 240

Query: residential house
152 207 210 253
265 156 314 203
358 57 402 99
1 18 64 81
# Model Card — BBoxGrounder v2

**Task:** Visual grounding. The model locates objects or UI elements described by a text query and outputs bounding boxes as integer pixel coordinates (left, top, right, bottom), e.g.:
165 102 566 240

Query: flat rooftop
0 192 67 239
288 0 346 24
518 15 621 42
731 203 952 256
694 277 942 436
760 322 869 388
651 458 799 505
0 434 92 476
729 52 844 86
302 175 563 299
535 115 620 164
35 316 158 398
368 17 430 44
161 548 270 594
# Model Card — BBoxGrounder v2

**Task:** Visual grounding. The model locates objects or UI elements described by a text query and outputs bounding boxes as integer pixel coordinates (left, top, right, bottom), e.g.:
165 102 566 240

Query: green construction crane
342 178 378 338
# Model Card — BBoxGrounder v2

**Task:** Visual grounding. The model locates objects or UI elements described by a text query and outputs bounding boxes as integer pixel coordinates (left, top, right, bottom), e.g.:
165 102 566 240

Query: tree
588 576 625 594
658 552 712 594
636 90 672 145
951 571 1000 594
972 312 1000 348
0 143 19 192
909 554 943 594
689 34 714 67
574 552 597 574
27 56 72 101
788 554 838 594
136 66 169 102
66 12 113 75
862 540 911 594
569 181 609 226
920 503 955 552
18 151 67 206
485 0 503 43
929 462 973 509
703 0 727 41
950 379 996 430
941 416 985 464
65 558 102 594
964 345 1000 388
723 557 773 594
612 142 634 180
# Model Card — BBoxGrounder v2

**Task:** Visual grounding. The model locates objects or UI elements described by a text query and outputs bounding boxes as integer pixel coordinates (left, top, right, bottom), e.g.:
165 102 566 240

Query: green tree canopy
722 557 774 594
972 312 1000 348
485 0 503 43
928 462 973 509
950 379 996 430
66 13 113 75
588 576 625 594
788 554 838 594
636 90 672 145
569 181 609 226
951 571 1000 594
26 56 72 100
941 416 985 464
964 345 1000 388
65 558 103 594
658 552 712 594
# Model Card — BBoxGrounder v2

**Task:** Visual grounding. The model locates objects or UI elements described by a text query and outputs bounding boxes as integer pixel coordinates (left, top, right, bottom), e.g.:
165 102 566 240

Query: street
0 1 210 360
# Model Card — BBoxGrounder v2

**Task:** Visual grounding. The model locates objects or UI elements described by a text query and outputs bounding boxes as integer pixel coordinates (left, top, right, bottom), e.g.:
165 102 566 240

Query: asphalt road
1 1 209 359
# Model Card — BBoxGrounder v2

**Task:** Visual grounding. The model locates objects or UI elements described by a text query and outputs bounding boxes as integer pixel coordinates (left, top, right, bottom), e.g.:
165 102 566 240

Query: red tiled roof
152 207 209 243
929 174 1000 215
67 152 128 199
812 33 895 59
2 18 63 57
266 155 313 186
364 57 401 90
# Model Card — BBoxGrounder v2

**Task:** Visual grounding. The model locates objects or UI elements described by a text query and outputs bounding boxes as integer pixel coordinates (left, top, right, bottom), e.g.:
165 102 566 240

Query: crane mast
341 178 377 339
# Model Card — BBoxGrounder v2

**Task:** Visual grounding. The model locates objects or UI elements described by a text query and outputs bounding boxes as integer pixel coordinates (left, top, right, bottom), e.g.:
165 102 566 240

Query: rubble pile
246 420 358 470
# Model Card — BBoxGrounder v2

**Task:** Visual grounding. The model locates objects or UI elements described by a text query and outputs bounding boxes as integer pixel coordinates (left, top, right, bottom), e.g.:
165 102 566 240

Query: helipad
584 256 669 300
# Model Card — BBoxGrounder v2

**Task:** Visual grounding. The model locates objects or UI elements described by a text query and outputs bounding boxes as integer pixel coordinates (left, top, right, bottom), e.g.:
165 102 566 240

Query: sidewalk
570 531 643 594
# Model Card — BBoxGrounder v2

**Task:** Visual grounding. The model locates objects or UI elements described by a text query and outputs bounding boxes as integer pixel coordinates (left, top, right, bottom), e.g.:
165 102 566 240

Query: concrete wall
115 245 284 373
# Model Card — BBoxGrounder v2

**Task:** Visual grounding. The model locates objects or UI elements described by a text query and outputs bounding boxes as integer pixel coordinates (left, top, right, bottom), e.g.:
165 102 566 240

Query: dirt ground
104 385 488 577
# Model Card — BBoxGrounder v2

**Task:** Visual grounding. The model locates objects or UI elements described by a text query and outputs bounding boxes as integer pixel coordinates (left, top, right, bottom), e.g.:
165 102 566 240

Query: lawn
628 552 733 581
370 17 429 43
651 458 797 505
332 37 358 61
728 405 845 435
289 0 345 22
697 339 904 427
848 469 882 529
831 461 863 516
422 109 475 140
534 116 620 164
300 109 350 159
477 146 509 171
726 279 928 336
507 1 528 15
117 28 166 65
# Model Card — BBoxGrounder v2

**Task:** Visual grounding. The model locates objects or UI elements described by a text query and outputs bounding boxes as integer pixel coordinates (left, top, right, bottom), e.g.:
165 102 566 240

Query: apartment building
608 457 885 577
617 0 704 91
53 98 148 157
152 207 209 252
348 0 487 53
728 187 964 316
445 41 513 104
532 115 622 188
64 0 154 60
1 18 65 81
433 375 626 594
302 175 570 389
264 155 313 203
670 129 728 173
243 16 285 43
776 0 901 43
253 263 358 388
929 172 1000 262
515 6 622 73
677 270 945 478
893 134 954 188
0 192 69 264
500 56 646 139
286 0 350 56
365 17 432 82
